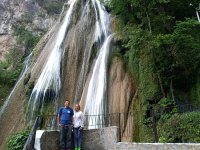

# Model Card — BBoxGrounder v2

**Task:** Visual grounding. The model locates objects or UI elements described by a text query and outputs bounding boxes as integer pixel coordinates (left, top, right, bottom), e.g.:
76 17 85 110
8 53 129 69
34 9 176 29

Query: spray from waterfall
27 0 77 122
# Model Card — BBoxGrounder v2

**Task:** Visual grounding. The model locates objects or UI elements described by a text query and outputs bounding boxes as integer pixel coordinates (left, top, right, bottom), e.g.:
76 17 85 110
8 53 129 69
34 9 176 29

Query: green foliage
110 0 200 142
158 97 178 121
0 48 23 86
158 97 175 108
190 78 200 106
21 12 34 23
0 25 43 103
0 85 10 106
0 48 24 106
7 130 29 150
158 112 200 142
110 0 200 97
173 19 200 79
37 11 45 18
124 27 153 77
122 27 159 142
6 48 24 70
153 19 200 91
13 25 41 51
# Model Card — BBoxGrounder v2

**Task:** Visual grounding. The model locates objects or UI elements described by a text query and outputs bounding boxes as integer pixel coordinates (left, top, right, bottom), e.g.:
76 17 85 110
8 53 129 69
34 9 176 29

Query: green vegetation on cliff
7 130 29 150
0 49 23 106
0 25 42 106
109 0 200 142
158 112 200 142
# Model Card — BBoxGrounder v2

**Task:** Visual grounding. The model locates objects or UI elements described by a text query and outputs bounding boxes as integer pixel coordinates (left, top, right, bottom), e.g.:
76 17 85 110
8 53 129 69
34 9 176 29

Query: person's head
64 100 70 107
75 104 80 112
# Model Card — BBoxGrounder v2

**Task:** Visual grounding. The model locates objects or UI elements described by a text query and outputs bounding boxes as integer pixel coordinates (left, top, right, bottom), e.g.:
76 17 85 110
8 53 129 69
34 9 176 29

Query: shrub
13 25 41 51
7 130 29 150
158 112 200 143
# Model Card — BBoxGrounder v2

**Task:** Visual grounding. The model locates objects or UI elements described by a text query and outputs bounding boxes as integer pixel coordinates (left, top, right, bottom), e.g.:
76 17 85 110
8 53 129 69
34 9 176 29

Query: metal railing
24 104 200 148
40 112 135 141
147 104 200 142
23 116 43 150
41 105 200 139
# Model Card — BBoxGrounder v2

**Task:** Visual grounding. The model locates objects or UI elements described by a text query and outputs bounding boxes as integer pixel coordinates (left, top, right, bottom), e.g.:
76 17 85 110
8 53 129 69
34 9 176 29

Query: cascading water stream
196 10 200 22
27 0 77 122
84 34 114 128
0 52 33 119
83 0 114 129
74 0 111 101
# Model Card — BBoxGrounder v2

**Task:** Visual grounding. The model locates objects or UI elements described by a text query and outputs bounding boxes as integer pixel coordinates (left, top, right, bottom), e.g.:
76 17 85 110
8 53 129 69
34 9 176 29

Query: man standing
58 100 74 150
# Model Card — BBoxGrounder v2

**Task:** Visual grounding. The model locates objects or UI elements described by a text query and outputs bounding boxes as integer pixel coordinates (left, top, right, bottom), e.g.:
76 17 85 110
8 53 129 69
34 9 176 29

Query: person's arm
57 108 62 127
71 109 74 126
57 114 61 127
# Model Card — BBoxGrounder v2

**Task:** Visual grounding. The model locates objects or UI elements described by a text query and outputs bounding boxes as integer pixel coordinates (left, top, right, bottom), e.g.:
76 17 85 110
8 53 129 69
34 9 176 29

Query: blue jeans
73 127 82 148
60 125 72 150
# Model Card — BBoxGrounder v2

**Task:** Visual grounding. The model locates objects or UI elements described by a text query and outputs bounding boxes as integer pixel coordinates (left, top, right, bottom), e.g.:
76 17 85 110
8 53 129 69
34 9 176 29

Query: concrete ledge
35 130 60 150
35 127 200 150
115 142 200 150
82 126 118 150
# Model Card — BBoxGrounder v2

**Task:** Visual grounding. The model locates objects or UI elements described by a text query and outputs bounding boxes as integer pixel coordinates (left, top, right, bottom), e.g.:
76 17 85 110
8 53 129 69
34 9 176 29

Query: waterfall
83 0 113 128
74 0 111 101
1 0 113 126
84 34 114 128
0 0 115 146
27 0 77 121
196 10 200 22
0 52 32 119
26 0 113 122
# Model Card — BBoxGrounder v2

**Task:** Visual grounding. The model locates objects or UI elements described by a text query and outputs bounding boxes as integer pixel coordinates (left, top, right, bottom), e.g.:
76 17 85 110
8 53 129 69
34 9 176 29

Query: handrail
22 104 200 145
23 116 43 150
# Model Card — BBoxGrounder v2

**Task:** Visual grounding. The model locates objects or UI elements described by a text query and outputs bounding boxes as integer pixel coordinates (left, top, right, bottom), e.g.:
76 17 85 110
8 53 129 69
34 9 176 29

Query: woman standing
73 104 84 150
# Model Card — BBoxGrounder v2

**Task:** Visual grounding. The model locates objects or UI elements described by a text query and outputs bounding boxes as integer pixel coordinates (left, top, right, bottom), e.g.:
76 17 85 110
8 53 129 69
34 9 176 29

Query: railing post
151 110 158 142
23 116 43 150
118 113 121 142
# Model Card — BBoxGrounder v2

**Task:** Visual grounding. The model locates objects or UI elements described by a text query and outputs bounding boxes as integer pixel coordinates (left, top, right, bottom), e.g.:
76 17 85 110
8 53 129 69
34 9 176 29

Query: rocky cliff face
108 57 136 141
0 0 62 60
60 0 97 102
0 0 64 149
108 57 136 114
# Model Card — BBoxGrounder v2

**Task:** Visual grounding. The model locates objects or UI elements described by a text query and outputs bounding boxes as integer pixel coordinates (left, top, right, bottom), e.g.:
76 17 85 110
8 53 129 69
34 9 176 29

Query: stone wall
39 131 60 150
82 126 119 150
37 127 200 150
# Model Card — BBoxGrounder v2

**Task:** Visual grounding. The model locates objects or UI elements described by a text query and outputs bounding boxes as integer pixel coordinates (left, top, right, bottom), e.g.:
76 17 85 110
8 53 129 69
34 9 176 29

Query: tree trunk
158 74 166 97
145 9 152 33
170 79 175 101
